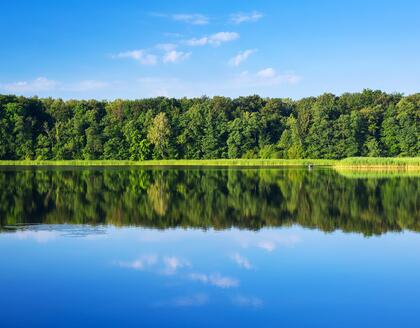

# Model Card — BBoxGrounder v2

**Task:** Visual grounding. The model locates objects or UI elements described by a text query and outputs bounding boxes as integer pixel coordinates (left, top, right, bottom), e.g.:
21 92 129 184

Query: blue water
1 225 420 327
0 167 419 327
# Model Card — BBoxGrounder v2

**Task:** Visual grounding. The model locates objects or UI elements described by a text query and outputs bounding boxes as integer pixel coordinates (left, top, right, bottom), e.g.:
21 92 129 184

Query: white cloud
116 255 158 270
255 67 302 84
112 50 157 65
234 68 302 88
113 45 190 65
156 43 178 51
0 70 300 99
172 14 209 25
229 49 257 66
210 32 239 44
0 77 110 95
1 77 59 93
257 67 277 78
188 273 239 288
279 73 302 85
231 11 263 24
185 37 208 46
163 50 191 63
185 32 239 47
232 295 263 307
231 253 252 269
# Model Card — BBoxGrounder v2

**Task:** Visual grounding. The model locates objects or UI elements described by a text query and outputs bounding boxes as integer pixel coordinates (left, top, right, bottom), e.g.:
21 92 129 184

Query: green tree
147 112 172 159
202 97 229 158
124 121 151 160
277 116 303 158
333 112 361 158
395 96 419 156
227 112 260 158
381 104 401 156
177 103 205 159
305 94 338 158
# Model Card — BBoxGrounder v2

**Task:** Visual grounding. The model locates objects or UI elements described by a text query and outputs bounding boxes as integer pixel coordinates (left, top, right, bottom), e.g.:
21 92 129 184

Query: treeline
1 169 419 235
0 90 418 160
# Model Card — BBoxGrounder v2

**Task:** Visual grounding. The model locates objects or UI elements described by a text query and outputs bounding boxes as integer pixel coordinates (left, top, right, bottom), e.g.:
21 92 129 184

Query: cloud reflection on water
188 272 239 288
11 226 287 309
162 256 191 275
231 253 252 269
116 254 158 271
154 293 209 308
232 295 263 308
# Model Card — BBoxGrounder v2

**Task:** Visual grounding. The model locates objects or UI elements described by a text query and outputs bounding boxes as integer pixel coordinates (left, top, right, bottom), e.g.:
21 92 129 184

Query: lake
1 167 419 327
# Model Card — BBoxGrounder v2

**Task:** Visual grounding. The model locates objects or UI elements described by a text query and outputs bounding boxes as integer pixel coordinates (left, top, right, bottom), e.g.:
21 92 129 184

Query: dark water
0 167 419 327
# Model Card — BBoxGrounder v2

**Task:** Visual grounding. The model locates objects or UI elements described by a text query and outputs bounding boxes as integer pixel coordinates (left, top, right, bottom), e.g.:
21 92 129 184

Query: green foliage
365 138 382 157
395 96 420 156
0 90 418 160
258 145 278 159
147 112 172 159
227 112 260 158
381 104 400 156
177 103 205 158
277 116 303 159
1 168 419 236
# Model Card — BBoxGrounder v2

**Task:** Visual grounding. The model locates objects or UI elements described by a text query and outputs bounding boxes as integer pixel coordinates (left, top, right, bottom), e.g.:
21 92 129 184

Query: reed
0 157 419 169
0 159 336 167
335 157 420 168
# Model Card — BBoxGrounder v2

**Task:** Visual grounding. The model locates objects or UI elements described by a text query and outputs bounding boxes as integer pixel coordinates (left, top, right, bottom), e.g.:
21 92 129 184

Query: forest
0 89 418 160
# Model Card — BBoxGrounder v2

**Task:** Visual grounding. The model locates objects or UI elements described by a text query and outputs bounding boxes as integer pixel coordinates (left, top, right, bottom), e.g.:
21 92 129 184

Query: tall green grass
0 158 336 167
336 157 420 167
0 157 418 168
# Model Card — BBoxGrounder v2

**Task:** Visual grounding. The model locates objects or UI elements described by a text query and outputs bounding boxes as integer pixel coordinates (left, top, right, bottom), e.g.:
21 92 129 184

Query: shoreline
0 157 419 169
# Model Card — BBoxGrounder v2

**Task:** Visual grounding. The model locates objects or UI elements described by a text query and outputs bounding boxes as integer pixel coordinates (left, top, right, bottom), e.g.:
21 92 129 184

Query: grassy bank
335 157 420 168
0 158 337 167
0 157 419 168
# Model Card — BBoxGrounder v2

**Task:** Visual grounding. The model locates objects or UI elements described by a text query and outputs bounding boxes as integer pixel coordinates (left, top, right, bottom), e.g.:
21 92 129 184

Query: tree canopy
0 90 418 160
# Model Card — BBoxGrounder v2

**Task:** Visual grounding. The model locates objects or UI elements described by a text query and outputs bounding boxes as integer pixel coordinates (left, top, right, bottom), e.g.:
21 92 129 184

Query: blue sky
0 0 419 99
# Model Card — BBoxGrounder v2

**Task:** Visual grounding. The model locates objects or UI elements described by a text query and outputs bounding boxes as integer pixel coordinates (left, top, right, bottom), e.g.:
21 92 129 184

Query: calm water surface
0 167 419 327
